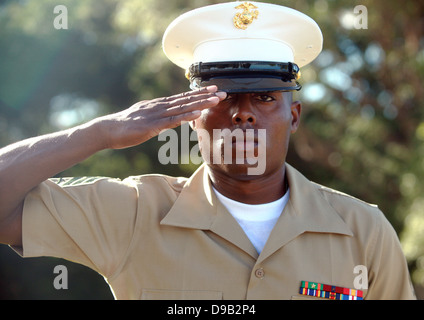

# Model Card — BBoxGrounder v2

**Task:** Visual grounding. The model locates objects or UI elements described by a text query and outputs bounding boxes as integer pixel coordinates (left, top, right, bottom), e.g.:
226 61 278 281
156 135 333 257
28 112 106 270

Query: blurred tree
0 0 423 299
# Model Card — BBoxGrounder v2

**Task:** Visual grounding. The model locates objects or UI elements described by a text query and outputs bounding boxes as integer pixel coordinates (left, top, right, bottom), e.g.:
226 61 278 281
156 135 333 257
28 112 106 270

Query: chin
209 162 266 181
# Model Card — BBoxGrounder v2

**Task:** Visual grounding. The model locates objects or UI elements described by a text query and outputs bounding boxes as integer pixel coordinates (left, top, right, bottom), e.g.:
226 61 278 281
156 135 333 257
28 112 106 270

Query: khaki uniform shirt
17 163 415 300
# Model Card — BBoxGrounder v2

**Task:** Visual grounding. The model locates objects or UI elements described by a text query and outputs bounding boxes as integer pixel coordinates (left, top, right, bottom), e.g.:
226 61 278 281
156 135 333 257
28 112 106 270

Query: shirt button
255 268 265 279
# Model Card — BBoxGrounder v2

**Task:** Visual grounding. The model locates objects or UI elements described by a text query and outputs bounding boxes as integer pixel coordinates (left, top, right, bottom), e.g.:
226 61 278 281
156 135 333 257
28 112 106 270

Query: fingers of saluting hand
161 85 223 103
154 86 227 125
158 86 226 113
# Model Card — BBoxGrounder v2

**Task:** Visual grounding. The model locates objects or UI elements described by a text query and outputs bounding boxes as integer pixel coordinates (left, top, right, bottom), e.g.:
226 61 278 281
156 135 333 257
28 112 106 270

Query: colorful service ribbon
299 281 363 300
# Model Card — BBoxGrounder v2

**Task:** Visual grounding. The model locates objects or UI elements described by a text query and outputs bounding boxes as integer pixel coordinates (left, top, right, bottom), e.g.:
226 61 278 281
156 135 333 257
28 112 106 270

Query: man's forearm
0 86 224 245
0 119 105 223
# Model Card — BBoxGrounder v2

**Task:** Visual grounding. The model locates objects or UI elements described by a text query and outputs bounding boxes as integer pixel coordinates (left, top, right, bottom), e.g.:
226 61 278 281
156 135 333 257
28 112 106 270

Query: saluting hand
98 85 226 150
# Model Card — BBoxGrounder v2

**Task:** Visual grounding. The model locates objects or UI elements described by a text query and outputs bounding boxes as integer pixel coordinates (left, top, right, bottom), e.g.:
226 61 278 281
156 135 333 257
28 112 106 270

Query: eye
224 93 236 101
255 94 275 102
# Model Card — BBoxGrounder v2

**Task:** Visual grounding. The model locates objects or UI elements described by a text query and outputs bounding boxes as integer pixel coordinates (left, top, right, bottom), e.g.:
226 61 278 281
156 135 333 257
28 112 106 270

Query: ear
290 100 302 134
189 120 196 131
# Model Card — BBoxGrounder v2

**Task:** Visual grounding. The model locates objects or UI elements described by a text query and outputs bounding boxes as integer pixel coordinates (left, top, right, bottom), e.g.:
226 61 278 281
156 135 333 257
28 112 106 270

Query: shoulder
313 182 379 214
122 174 189 213
286 163 383 223
313 181 382 219
125 173 188 194
42 173 189 215
311 181 393 238
48 173 188 195
45 176 138 204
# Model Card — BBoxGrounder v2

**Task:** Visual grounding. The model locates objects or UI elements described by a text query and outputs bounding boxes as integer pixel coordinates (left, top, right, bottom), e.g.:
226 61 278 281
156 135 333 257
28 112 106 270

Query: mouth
232 135 258 151
215 128 265 156
211 128 266 166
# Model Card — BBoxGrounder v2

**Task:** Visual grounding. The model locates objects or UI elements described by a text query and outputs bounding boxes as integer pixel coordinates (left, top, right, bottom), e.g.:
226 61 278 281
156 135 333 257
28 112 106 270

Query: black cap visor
188 61 301 93
190 75 301 93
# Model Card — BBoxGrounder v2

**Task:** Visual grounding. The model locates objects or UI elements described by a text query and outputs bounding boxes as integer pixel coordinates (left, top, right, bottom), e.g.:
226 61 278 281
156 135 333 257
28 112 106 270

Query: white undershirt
213 187 290 254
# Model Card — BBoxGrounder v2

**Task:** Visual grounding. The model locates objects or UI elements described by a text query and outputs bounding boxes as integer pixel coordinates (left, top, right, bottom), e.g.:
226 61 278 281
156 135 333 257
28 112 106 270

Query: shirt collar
160 163 353 259
160 164 217 230
160 164 259 257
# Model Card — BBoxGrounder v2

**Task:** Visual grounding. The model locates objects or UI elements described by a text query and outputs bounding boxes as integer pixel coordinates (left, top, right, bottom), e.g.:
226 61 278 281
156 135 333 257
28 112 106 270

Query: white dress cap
162 1 323 70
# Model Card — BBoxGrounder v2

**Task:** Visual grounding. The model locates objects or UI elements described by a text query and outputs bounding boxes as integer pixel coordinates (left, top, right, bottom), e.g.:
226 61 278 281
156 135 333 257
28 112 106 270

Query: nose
231 96 257 126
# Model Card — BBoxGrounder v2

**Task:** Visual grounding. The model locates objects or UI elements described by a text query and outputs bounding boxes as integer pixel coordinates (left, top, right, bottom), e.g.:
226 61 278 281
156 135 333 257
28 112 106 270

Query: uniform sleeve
17 177 138 278
366 210 416 300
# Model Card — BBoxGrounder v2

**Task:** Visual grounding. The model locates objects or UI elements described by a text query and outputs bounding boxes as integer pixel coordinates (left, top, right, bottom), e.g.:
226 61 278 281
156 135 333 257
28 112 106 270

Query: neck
208 164 288 204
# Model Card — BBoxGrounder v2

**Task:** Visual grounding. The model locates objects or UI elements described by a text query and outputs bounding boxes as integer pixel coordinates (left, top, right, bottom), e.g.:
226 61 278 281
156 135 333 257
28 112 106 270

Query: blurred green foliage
0 0 423 299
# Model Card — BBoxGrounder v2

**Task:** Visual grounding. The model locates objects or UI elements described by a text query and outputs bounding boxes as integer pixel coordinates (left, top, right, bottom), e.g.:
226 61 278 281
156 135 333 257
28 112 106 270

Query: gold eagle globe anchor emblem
233 2 259 30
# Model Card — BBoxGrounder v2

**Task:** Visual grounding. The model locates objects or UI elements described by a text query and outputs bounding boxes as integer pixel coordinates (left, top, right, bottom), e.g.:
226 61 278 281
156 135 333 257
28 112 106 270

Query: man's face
192 91 301 180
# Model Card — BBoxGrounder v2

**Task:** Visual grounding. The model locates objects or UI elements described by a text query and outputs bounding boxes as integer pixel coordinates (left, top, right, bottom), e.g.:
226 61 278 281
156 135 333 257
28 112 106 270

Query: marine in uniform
0 1 416 299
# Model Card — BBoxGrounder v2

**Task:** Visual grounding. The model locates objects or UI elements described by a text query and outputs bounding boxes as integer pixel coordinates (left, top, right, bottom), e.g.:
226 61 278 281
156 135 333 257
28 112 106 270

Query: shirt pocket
141 289 223 300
